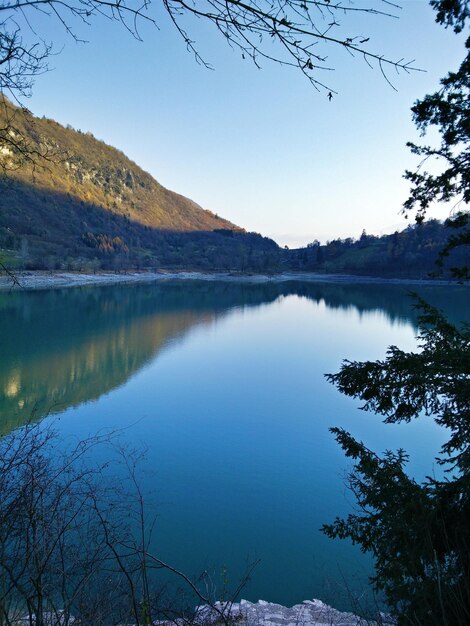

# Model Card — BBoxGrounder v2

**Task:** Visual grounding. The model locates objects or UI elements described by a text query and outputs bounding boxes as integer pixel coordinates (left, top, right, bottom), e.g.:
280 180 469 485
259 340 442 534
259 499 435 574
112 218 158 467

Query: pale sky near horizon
22 1 467 247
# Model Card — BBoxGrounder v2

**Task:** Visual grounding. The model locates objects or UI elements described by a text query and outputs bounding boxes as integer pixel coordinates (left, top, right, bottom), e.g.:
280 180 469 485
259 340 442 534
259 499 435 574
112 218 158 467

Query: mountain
0 98 278 271
1 99 465 278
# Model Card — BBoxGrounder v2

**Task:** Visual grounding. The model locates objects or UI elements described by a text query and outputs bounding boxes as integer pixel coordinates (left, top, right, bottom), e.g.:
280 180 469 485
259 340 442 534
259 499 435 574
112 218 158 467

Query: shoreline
0 269 464 292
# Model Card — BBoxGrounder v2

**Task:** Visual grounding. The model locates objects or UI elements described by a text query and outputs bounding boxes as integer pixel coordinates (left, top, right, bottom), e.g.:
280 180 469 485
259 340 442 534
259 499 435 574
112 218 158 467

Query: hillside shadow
0 179 279 271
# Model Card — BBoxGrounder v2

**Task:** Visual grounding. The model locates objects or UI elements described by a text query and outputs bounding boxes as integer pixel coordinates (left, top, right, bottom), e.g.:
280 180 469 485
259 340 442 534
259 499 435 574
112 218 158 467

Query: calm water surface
1 280 468 610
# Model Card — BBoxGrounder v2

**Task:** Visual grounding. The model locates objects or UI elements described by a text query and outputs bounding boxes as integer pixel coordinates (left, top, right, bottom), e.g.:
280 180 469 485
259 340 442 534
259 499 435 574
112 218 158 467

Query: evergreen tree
323 299 470 624
323 3 469 623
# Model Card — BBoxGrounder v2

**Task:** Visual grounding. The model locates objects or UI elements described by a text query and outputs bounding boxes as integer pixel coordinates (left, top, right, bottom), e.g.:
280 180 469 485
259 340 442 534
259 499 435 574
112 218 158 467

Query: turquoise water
1 280 468 610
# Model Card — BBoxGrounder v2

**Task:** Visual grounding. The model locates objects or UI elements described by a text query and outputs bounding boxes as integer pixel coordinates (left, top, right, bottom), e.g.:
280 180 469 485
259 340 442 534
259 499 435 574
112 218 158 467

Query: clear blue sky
24 1 466 247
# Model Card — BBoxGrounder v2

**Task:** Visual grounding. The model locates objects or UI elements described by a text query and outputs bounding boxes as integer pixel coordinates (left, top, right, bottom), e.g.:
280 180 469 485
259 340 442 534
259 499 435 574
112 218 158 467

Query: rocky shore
193 599 394 626
16 599 395 626
0 269 458 292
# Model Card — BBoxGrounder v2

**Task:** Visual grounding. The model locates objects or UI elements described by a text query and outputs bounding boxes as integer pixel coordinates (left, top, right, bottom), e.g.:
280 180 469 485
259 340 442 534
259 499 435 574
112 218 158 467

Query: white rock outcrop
193 599 395 626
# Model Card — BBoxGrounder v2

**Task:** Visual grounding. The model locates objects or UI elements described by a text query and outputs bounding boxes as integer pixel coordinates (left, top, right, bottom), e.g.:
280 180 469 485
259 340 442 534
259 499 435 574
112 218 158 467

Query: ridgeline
0 99 278 272
0 100 467 278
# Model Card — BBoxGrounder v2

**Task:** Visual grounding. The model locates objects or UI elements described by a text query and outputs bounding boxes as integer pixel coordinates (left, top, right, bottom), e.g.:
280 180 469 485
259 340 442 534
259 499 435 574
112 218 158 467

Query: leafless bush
0 423 257 626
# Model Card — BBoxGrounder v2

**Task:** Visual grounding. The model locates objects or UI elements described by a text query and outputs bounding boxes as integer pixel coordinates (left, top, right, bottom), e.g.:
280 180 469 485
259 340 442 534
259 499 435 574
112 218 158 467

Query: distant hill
0 98 278 271
286 221 469 279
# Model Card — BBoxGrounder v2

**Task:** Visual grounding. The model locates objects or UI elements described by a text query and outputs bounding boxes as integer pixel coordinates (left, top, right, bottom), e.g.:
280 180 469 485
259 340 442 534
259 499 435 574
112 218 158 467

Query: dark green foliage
323 301 470 624
403 2 469 278
403 39 470 219
436 212 470 279
431 0 470 33
287 220 469 278
323 428 469 625
327 299 470 469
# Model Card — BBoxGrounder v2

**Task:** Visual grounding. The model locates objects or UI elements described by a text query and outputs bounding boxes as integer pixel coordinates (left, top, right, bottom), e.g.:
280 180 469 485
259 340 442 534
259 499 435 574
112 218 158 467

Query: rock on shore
194 599 395 626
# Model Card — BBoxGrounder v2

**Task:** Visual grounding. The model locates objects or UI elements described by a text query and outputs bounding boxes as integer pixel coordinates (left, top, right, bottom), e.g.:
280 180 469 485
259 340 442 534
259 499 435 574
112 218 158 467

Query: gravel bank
0 270 460 292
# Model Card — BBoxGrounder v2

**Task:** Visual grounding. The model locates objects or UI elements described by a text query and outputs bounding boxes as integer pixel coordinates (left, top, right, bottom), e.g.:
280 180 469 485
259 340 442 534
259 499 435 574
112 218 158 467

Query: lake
1 279 468 611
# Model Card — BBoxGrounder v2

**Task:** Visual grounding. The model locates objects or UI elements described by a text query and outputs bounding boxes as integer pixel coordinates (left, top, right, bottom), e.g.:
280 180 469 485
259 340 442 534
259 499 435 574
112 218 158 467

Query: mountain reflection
0 279 467 431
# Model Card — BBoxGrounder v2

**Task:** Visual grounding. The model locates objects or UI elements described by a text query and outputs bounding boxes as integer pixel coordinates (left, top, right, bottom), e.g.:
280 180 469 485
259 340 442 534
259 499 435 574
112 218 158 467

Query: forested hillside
0 99 278 270
287 221 469 279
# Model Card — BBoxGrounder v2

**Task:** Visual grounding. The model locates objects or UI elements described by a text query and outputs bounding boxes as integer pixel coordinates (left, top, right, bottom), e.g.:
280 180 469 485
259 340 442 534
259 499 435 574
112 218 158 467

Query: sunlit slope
0 99 236 232
0 100 282 270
